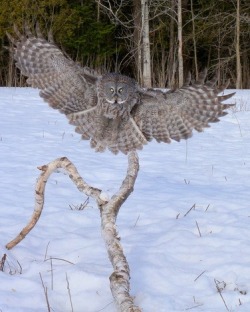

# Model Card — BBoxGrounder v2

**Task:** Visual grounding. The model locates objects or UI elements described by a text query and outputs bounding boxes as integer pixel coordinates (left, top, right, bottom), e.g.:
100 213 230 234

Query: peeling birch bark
100 151 141 312
5 153 142 312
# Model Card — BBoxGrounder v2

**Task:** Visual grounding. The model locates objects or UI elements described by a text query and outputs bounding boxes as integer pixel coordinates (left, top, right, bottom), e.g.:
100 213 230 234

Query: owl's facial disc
106 86 127 104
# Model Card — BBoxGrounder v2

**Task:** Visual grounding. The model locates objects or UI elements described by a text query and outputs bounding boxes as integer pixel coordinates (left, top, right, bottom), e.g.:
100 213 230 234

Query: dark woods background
0 0 249 88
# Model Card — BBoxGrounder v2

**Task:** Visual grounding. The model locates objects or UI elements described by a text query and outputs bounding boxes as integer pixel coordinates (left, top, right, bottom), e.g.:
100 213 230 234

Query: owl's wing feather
7 24 98 115
134 71 235 143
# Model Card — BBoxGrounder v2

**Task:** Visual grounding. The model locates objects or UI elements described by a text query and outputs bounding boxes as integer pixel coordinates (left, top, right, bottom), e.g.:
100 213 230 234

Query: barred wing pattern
8 25 235 154
8 25 98 115
134 75 234 144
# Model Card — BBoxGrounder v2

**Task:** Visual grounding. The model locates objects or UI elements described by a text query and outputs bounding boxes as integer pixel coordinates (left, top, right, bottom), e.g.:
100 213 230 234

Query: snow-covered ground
1 87 250 312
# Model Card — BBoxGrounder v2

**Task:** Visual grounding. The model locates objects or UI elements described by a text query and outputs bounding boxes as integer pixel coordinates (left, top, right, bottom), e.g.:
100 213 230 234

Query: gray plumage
7 25 235 154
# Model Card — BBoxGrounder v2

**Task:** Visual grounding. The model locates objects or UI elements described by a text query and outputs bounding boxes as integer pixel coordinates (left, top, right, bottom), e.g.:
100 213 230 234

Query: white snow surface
1 87 250 312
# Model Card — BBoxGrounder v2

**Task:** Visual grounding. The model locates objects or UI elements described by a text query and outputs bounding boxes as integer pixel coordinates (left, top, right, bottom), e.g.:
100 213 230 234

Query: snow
1 87 250 311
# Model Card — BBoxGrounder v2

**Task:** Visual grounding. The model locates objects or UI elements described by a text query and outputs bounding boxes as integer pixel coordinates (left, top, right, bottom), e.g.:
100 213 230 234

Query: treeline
0 0 249 88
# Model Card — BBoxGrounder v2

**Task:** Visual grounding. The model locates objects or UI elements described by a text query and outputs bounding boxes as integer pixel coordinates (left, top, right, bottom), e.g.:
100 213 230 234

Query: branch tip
37 165 48 171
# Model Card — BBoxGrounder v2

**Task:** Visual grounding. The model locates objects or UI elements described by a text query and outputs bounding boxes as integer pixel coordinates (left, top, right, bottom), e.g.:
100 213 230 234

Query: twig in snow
44 257 75 265
195 220 202 237
50 258 54 290
44 241 50 261
94 300 114 312
185 303 204 310
133 214 140 227
194 270 206 282
69 197 90 210
184 204 196 217
205 204 210 212
16 259 22 274
0 254 7 272
66 273 74 312
39 272 51 312
214 279 229 311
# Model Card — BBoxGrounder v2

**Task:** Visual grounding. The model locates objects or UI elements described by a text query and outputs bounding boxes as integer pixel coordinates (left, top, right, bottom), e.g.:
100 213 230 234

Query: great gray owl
8 25 235 154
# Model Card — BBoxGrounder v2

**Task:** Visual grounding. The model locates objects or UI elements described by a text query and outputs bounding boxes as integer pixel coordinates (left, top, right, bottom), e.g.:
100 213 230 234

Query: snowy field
0 87 250 312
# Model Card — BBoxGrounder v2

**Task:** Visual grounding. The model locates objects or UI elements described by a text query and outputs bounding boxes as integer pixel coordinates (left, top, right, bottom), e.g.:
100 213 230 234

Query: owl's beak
113 94 118 104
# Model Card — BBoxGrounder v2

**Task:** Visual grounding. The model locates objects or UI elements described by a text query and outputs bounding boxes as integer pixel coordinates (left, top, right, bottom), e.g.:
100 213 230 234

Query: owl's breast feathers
68 97 148 154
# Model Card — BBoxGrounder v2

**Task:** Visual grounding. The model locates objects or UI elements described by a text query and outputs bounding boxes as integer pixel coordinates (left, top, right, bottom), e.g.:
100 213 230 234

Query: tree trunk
177 0 184 87
167 0 176 89
236 0 242 89
141 0 152 87
133 0 142 84
190 0 198 80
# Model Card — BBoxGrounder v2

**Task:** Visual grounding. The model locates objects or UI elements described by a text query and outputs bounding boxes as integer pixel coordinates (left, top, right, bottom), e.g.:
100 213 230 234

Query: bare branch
66 273 74 312
100 151 141 311
5 157 106 250
5 153 142 311
39 272 51 312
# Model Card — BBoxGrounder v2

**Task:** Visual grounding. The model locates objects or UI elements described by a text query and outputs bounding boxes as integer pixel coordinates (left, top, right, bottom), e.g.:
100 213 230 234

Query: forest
0 0 249 88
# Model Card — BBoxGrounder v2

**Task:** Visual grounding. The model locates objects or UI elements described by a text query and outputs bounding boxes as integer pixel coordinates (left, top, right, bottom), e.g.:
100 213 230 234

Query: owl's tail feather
113 117 147 154
68 108 147 154
90 117 147 154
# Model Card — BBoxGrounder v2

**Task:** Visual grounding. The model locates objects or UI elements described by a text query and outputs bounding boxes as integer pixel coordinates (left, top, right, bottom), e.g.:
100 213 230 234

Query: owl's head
100 73 136 105
98 73 139 119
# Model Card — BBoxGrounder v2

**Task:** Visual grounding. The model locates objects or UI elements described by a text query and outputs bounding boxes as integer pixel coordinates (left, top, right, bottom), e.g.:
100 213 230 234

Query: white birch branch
5 153 142 312
101 151 141 312
6 157 105 250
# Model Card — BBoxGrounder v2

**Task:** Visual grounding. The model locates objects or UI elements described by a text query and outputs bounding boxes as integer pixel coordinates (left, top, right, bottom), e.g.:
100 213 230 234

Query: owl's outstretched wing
7 24 98 115
133 71 235 143
8 25 147 154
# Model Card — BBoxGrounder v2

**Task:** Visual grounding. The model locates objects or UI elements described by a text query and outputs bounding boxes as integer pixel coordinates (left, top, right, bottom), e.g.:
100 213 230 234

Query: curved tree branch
5 156 106 250
100 151 141 312
5 152 141 312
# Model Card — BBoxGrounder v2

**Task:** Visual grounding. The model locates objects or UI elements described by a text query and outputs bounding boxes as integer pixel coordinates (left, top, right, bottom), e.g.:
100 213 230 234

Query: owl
7 25 235 154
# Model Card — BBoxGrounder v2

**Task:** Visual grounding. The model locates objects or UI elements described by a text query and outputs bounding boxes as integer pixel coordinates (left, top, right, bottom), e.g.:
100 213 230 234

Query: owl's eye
118 88 123 94
110 87 115 93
